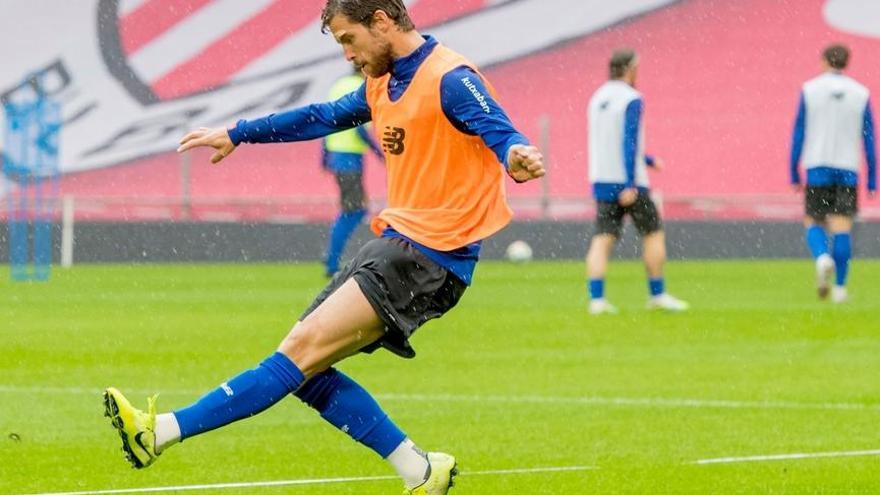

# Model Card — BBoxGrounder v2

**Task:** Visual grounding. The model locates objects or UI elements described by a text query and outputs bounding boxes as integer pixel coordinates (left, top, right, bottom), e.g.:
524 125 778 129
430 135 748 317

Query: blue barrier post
3 76 61 281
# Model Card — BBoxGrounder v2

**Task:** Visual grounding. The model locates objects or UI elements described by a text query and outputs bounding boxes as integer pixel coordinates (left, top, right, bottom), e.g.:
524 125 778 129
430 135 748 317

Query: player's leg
826 185 857 303
325 171 367 276
292 237 464 492
104 275 385 468
294 368 432 489
804 186 834 299
828 214 853 302
634 194 688 311
586 201 622 314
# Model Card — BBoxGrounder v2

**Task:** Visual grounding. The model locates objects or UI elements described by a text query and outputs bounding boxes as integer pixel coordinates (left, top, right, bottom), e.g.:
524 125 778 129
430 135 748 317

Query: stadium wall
2 221 879 264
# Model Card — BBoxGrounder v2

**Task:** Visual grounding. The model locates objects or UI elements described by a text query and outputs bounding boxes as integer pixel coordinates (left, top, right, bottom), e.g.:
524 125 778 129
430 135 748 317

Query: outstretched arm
440 67 544 182
178 85 372 164
863 100 876 197
790 92 807 190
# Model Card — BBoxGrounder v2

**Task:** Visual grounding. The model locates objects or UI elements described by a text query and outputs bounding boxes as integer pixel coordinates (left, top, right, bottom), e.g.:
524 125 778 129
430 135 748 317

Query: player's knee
278 321 326 374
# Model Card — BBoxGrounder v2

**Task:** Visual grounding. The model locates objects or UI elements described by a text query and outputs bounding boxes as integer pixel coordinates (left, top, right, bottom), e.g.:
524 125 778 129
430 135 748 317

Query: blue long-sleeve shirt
228 36 529 284
790 93 877 191
592 98 653 202
864 104 877 191
622 99 641 188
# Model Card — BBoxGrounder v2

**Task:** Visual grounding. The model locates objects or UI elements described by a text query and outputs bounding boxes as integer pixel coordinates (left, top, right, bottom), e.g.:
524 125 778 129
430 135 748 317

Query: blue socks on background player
590 278 665 298
832 233 851 286
174 352 304 440
326 209 367 275
648 278 664 297
805 225 829 258
296 368 406 458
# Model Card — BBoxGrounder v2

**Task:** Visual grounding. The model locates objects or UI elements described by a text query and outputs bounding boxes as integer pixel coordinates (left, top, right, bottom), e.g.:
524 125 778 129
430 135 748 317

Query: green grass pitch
1 260 879 494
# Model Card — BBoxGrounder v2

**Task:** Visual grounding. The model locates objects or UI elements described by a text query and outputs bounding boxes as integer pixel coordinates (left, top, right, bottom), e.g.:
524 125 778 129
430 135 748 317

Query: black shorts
335 171 365 213
805 185 857 220
595 193 662 237
300 237 467 359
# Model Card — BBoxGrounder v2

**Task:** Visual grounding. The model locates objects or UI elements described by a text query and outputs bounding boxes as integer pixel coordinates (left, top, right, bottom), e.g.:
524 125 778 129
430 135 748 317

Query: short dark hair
609 49 637 79
823 43 850 70
321 0 415 33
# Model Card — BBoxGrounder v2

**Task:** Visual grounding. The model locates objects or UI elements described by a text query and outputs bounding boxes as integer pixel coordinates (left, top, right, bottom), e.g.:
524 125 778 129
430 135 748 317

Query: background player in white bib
585 49 688 315
790 43 876 303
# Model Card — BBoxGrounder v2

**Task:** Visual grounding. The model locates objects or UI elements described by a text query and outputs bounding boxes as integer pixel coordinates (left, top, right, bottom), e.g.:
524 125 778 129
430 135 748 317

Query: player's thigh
595 201 625 238
280 278 384 378
830 185 857 222
630 193 662 236
805 186 834 223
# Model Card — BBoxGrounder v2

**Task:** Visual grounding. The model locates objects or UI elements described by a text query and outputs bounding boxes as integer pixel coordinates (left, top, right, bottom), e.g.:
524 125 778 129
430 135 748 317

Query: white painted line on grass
2 385 879 412
694 449 880 465
14 465 596 495
375 392 880 413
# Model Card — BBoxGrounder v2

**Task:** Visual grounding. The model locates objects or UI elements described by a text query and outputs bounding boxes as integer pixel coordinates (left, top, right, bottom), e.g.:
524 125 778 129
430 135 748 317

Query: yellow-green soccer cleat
404 452 458 495
103 387 160 469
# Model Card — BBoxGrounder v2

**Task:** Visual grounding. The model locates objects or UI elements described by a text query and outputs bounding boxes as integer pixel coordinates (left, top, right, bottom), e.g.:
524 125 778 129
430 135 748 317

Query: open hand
178 127 237 164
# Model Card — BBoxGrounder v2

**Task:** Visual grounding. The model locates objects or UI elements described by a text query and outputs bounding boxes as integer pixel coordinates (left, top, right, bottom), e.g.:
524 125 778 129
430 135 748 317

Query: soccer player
102 1 545 494
790 43 876 303
321 69 383 277
585 49 688 315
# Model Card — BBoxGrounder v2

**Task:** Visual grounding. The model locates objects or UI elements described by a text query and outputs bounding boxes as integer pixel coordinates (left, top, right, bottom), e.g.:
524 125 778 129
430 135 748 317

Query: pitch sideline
14 466 597 495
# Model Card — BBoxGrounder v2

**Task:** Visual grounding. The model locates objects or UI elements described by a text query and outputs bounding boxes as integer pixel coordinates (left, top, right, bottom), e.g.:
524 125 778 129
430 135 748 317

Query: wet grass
1 260 879 494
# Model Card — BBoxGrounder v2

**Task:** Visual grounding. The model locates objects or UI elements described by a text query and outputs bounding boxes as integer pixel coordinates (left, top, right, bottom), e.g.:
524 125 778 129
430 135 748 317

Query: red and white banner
2 0 879 219
0 0 676 173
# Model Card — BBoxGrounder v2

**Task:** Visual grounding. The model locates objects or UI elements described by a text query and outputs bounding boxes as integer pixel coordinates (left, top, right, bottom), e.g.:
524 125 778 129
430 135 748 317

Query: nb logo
382 127 406 155
220 382 234 397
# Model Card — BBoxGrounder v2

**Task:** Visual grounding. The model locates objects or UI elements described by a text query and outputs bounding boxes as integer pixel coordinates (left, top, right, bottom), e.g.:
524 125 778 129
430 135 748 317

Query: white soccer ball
505 240 533 262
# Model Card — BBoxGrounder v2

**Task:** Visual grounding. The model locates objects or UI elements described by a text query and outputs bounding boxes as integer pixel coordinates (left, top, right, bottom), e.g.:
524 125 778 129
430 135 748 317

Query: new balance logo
382 127 406 155
221 382 234 397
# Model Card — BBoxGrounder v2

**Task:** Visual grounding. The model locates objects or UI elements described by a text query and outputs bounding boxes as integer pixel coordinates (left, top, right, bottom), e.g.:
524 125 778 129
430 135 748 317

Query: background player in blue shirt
585 49 688 314
790 44 876 303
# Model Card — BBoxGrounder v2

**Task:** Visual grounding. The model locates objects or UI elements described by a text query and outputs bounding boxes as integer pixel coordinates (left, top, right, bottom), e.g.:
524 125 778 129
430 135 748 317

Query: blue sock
588 279 604 300
648 278 664 297
295 368 406 458
832 233 851 286
325 209 366 274
805 225 829 259
174 352 304 440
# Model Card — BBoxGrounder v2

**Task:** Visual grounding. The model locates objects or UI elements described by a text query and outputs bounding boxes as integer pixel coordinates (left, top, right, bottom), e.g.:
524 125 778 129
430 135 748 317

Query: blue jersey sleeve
228 84 372 145
863 100 876 192
440 66 529 168
790 93 807 185
622 99 642 188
